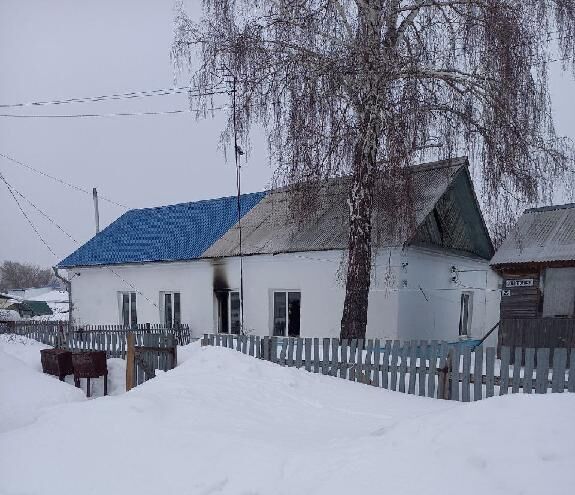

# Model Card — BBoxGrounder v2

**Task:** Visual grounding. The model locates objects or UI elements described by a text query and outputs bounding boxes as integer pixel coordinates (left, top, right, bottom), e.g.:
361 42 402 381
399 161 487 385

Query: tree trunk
340 1 383 340
340 121 378 340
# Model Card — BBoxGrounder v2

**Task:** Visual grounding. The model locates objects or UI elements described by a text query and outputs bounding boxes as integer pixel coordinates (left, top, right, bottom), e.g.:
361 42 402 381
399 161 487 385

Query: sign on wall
505 279 534 288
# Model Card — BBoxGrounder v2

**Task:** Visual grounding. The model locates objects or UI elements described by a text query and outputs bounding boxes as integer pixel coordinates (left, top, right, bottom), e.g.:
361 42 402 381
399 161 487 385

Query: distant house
0 293 53 320
58 157 498 341
490 203 575 349
1 287 68 321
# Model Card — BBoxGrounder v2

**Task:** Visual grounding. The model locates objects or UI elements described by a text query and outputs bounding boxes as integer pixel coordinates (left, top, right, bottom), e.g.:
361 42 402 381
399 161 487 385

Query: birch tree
173 0 575 339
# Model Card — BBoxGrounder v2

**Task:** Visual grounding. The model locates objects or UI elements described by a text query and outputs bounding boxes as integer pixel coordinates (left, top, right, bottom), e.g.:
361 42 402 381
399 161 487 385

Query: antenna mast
92 187 100 234
232 75 245 333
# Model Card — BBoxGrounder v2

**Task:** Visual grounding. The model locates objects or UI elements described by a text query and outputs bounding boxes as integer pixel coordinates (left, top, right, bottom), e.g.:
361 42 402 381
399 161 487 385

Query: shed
490 203 575 352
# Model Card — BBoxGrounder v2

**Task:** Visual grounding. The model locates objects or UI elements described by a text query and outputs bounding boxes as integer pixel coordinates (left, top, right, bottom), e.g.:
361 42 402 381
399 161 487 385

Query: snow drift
0 338 573 495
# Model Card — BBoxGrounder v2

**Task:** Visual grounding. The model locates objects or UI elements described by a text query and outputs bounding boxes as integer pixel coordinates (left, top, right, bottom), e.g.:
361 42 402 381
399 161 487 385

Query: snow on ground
0 339 573 495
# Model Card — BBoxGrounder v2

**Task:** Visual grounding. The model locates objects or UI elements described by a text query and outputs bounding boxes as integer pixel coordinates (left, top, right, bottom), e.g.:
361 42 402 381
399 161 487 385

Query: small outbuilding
490 203 575 350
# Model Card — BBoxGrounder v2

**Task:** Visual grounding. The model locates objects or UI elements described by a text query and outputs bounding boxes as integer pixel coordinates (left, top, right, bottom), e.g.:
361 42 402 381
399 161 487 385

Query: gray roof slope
203 157 490 258
490 203 575 266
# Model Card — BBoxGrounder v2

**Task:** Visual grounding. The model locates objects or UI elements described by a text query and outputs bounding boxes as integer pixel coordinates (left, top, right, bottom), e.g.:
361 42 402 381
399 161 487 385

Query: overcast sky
1 1 575 269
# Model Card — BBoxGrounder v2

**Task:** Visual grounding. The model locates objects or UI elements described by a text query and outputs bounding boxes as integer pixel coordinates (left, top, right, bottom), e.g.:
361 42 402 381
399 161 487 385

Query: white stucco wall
396 246 501 344
68 247 500 342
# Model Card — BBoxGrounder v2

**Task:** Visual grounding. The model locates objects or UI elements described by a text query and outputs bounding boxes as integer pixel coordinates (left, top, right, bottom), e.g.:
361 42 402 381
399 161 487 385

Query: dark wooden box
40 349 73 380
72 351 107 378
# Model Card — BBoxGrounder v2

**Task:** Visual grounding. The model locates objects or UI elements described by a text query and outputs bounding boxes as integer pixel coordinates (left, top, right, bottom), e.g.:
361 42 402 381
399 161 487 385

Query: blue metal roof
58 192 267 267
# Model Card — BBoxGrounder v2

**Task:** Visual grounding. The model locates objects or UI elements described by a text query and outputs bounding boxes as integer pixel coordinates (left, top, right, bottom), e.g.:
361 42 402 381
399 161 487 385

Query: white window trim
216 289 241 334
118 291 137 327
159 291 181 327
459 291 473 337
271 289 301 337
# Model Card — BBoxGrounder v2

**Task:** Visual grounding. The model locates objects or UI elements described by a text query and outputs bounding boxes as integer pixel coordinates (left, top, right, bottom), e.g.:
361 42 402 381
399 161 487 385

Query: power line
0 171 59 258
5 180 78 244
0 152 127 208
0 85 229 109
0 107 229 119
1 172 160 310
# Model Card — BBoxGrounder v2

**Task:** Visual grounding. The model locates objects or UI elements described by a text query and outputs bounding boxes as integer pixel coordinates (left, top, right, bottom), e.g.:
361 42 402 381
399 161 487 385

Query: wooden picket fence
125 333 178 390
202 334 575 401
0 321 191 358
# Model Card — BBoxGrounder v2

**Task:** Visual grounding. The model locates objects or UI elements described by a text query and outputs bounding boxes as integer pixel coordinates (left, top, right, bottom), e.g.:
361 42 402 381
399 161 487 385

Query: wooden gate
125 333 177 391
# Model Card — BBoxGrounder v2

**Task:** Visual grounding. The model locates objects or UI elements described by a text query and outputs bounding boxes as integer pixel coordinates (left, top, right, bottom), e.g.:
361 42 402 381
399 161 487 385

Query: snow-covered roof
491 203 575 266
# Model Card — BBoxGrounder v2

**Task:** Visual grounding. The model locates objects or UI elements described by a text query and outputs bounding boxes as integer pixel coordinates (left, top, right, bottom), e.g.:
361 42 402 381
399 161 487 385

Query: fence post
172 335 178 367
126 333 135 392
57 322 65 349
438 349 452 400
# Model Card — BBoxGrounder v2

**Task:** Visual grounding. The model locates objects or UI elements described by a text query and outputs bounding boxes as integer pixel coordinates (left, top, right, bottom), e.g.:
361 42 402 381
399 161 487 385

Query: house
490 203 575 349
0 292 53 320
2 286 68 321
0 294 21 321
58 157 498 341
7 285 70 321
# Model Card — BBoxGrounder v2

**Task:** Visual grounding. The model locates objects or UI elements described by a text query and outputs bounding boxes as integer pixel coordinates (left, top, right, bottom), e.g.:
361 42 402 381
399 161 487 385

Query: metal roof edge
525 203 575 214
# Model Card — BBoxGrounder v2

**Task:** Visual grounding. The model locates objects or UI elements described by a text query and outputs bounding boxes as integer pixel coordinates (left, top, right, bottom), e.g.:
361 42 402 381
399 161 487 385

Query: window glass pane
122 293 130 327
217 292 229 333
130 292 137 327
164 293 172 328
459 293 470 336
543 268 575 317
174 292 181 326
288 292 301 337
273 292 286 336
230 291 241 334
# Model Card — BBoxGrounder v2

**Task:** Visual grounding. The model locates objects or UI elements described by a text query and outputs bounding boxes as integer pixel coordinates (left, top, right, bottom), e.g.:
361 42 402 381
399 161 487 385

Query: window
216 290 241 334
458 292 472 336
542 268 575 317
161 292 181 328
119 292 137 327
273 291 301 337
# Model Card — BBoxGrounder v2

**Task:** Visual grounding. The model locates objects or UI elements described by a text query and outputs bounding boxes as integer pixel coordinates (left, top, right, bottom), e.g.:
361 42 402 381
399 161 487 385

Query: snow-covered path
0 336 573 495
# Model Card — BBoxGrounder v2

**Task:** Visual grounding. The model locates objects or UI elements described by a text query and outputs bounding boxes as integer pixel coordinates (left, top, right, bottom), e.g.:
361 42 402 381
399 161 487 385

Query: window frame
160 291 181 328
458 291 473 337
216 289 241 334
271 290 301 337
118 291 137 327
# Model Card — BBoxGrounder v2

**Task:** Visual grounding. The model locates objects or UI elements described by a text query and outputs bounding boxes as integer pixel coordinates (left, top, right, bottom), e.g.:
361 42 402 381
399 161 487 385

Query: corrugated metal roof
58 192 266 267
203 158 471 257
490 203 575 265
58 157 491 268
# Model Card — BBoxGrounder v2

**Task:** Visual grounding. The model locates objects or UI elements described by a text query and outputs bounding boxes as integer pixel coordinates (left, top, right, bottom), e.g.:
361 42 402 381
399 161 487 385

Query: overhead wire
0 84 228 109
3 179 78 244
0 152 128 208
0 107 229 119
1 171 160 309
0 171 59 258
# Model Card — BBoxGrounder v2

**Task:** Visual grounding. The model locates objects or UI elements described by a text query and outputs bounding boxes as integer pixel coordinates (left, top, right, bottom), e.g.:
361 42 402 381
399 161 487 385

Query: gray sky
1 1 575 268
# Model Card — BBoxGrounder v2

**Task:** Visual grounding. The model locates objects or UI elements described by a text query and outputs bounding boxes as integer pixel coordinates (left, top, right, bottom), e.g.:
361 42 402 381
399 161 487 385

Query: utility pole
92 187 100 234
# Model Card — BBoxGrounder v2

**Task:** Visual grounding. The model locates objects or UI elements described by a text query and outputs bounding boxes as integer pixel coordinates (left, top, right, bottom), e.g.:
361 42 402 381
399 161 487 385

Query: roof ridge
525 203 575 213
406 156 468 172
269 157 468 194
132 190 267 213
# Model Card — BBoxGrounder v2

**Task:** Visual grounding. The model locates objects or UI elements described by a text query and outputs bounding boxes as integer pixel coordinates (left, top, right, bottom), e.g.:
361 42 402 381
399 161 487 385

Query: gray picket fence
0 321 191 358
202 334 575 401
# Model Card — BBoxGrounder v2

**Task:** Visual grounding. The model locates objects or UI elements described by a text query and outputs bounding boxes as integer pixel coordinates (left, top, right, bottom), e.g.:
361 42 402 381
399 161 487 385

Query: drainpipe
53 266 72 332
